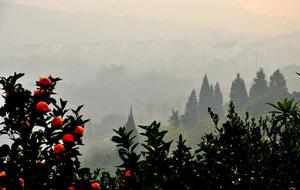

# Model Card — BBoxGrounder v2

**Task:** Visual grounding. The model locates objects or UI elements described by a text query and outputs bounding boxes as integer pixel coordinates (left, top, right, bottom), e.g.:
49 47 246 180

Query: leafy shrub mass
0 73 97 190
0 73 300 190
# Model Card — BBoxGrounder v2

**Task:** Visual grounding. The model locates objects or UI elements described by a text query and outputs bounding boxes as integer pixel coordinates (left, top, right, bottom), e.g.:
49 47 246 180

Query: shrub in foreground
110 99 300 190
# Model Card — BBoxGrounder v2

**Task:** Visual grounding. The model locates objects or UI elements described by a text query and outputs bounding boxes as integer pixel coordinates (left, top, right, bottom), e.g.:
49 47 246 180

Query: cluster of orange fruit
34 77 85 155
36 77 100 190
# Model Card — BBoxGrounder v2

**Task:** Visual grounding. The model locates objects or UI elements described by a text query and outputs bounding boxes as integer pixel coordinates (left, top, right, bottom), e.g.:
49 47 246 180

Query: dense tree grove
172 69 300 127
1 73 300 190
245 69 292 117
180 75 224 127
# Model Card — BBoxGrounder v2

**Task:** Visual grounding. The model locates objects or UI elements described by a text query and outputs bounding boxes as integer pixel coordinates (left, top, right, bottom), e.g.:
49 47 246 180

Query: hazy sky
7 0 300 20
4 0 300 35
237 0 300 20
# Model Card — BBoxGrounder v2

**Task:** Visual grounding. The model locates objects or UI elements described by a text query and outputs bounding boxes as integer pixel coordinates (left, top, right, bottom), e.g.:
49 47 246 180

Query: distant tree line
170 69 300 127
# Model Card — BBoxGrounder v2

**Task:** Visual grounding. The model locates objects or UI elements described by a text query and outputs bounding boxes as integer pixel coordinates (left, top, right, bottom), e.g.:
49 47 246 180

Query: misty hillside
0 1 244 46
1 1 300 136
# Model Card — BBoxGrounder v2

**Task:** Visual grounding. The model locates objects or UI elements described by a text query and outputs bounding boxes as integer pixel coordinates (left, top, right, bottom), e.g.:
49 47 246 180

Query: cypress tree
125 107 139 143
210 84 214 106
181 89 199 126
269 69 288 93
214 83 224 116
249 68 268 100
199 75 213 118
169 109 180 127
230 73 248 112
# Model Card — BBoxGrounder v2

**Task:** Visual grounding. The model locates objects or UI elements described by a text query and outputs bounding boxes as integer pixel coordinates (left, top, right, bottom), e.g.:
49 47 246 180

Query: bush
111 101 300 190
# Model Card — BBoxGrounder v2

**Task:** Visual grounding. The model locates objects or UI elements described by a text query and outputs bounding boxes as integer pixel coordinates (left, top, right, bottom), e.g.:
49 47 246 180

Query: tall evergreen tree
210 85 214 93
230 73 248 112
169 109 180 127
269 69 288 93
214 83 224 116
125 107 139 143
199 75 214 118
249 68 268 100
181 90 199 126
210 84 214 105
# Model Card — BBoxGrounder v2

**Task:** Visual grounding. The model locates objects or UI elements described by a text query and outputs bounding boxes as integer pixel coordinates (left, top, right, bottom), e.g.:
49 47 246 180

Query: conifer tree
209 84 214 106
230 73 248 112
125 107 139 143
181 90 199 126
249 68 268 100
214 83 224 116
199 75 213 118
210 85 214 94
169 109 180 127
269 69 288 93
